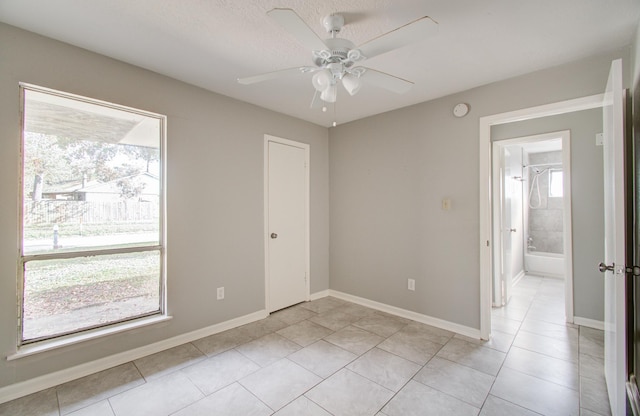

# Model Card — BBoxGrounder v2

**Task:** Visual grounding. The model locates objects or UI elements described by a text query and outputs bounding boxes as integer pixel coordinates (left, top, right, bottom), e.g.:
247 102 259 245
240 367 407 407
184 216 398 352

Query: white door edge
491 145 505 307
479 94 603 340
264 134 310 313
602 58 626 416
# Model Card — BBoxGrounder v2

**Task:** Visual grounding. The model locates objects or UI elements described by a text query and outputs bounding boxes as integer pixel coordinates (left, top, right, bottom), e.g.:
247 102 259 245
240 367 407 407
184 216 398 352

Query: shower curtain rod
523 162 563 168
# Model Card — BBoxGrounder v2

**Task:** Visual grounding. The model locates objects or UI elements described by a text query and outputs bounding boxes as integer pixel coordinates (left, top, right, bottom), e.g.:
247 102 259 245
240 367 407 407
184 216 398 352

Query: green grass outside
25 250 160 292
23 250 161 325
24 221 158 239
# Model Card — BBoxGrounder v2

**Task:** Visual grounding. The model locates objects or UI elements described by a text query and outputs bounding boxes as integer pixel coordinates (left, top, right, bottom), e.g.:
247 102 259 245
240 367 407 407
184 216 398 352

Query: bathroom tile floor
1 274 609 415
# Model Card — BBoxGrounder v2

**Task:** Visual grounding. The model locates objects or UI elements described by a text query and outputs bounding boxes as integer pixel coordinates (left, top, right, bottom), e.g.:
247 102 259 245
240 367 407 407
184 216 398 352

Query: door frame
264 134 311 312
479 94 603 339
492 131 573 315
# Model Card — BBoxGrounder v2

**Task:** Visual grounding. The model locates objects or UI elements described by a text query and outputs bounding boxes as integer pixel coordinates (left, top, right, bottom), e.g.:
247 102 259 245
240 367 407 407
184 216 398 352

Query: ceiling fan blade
267 8 327 52
361 68 414 94
357 16 437 60
237 67 314 85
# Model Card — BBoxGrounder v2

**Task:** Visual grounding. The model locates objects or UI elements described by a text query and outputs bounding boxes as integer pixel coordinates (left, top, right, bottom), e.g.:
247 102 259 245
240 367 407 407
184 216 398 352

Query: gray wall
0 23 329 388
329 49 628 328
493 109 605 321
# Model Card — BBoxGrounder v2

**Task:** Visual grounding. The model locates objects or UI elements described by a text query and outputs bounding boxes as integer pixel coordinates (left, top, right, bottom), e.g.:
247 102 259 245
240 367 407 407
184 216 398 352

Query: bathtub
524 251 564 278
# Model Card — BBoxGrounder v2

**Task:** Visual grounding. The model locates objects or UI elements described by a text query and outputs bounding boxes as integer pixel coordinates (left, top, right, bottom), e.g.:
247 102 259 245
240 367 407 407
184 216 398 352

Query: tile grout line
274 308 441 415
485 274 581 414
479 277 533 413
8 286 605 416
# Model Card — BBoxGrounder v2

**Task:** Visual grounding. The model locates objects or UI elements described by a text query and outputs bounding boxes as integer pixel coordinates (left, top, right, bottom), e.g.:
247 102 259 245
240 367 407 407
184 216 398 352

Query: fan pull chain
333 101 337 127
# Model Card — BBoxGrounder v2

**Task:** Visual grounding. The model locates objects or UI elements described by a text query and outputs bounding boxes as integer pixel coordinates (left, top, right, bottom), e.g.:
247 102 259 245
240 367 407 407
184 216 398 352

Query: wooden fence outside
24 200 159 225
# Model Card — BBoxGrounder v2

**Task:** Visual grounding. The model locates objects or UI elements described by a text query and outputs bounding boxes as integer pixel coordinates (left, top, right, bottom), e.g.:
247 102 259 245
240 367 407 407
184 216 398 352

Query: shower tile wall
528 151 563 254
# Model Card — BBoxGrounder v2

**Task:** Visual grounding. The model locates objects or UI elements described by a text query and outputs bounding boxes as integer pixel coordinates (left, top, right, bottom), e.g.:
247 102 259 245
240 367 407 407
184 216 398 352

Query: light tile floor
0 274 610 416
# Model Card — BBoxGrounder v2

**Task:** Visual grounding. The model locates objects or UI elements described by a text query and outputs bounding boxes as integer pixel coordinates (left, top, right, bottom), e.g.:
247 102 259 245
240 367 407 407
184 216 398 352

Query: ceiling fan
237 8 438 106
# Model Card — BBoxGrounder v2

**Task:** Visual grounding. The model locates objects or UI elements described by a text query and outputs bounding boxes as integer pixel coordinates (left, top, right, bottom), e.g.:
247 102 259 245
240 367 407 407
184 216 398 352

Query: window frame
17 83 167 346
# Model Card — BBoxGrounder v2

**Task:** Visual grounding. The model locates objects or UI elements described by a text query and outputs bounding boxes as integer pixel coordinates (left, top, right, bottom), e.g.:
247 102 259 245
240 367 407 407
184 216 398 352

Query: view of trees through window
20 85 165 343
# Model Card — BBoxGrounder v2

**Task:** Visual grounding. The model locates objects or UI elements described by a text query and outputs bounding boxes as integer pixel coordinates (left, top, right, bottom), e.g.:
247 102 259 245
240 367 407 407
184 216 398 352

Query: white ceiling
1 0 639 127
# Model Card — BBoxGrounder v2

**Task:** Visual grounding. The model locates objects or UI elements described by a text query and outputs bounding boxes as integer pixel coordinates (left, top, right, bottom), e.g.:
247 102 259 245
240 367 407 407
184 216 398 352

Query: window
19 84 165 344
549 169 563 197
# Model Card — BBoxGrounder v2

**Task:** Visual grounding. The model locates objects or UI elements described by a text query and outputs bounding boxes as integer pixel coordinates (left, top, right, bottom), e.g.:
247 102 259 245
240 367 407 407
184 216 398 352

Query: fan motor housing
322 14 345 34
313 38 357 67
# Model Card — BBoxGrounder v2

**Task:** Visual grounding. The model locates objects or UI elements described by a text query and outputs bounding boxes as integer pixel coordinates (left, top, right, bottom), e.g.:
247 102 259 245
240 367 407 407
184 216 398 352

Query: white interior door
266 138 309 312
492 147 507 306
602 58 626 416
501 148 514 304
493 145 524 306
505 146 524 303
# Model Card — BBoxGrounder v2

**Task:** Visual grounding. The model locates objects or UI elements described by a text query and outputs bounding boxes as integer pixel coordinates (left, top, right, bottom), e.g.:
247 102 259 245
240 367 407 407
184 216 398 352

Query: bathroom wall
527 150 564 254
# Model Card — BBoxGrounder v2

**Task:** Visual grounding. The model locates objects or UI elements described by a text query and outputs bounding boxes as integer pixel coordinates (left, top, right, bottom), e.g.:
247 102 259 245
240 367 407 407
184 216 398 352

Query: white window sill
7 315 173 361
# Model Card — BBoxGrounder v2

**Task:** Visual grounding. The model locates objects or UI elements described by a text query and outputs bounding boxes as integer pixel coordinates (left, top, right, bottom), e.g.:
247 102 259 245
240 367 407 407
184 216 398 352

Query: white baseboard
1 290 483 405
328 290 481 339
573 316 605 331
310 290 330 301
512 270 526 287
0 309 268 405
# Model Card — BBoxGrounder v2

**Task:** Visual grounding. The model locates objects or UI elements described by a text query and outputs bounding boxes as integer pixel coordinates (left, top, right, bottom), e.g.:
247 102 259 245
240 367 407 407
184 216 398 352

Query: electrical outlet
408 279 415 291
217 287 224 300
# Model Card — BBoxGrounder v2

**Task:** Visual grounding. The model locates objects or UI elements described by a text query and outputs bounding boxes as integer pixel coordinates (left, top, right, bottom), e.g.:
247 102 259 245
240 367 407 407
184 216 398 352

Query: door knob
598 262 614 273
270 233 278 239
509 228 517 233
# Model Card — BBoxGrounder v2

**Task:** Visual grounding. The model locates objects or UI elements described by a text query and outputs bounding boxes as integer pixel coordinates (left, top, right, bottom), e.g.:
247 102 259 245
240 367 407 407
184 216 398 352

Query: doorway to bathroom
491 130 573 327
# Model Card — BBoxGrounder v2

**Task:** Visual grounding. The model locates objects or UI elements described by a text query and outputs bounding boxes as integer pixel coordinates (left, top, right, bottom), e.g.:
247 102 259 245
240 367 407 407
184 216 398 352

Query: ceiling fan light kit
237 8 438 112
342 74 362 96
312 70 331 91
320 83 338 103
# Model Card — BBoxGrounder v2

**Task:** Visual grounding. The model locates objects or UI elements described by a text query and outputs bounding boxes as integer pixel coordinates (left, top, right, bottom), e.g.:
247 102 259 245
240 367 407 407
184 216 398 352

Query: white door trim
264 134 310 312
479 94 603 340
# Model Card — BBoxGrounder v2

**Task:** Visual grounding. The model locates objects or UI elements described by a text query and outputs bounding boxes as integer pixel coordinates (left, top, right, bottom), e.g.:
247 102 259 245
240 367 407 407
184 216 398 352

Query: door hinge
627 266 640 276
627 374 640 416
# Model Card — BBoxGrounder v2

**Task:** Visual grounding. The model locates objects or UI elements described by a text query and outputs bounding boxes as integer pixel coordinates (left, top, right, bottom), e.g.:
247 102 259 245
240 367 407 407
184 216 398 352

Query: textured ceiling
1 0 639 127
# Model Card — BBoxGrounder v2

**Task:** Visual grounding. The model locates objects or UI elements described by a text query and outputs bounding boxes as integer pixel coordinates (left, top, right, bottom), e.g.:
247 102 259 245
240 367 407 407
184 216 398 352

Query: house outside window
19 84 166 344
